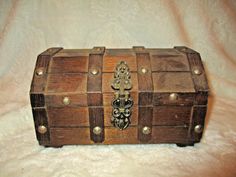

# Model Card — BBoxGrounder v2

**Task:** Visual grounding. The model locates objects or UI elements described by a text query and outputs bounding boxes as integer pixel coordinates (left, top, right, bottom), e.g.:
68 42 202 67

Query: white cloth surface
0 0 236 176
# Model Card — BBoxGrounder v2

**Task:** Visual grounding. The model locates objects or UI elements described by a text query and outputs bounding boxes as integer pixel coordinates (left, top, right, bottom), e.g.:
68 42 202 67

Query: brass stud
36 68 44 76
37 125 47 134
141 67 148 74
194 124 203 133
193 68 202 75
63 96 70 105
169 93 178 101
142 126 151 135
93 126 102 135
91 69 99 75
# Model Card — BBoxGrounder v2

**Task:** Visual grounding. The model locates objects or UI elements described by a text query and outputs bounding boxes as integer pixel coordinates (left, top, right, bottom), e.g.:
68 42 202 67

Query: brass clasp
111 61 133 130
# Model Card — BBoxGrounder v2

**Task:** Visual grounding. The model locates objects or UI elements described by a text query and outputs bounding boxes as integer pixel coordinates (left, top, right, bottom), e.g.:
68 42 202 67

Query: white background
0 0 236 177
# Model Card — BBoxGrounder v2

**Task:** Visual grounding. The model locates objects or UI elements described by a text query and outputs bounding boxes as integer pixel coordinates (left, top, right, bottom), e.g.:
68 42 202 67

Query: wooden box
30 46 209 147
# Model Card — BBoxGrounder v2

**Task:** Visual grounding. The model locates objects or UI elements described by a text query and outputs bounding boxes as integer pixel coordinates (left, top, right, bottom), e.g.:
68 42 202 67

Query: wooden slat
151 126 189 143
49 56 88 73
47 106 138 127
153 106 191 126
150 54 190 71
152 72 195 93
48 107 89 127
45 93 88 107
153 93 195 106
49 126 189 145
46 73 87 93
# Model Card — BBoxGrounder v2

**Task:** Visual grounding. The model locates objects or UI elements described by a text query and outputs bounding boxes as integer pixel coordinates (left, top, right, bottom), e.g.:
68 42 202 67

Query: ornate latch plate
111 61 133 130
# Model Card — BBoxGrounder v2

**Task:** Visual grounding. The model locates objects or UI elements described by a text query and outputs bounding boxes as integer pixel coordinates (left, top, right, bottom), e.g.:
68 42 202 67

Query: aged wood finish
87 47 105 142
49 126 189 145
30 46 209 147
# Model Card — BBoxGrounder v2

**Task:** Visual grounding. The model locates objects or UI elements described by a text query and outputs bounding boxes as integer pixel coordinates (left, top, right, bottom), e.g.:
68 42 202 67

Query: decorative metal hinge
111 61 133 130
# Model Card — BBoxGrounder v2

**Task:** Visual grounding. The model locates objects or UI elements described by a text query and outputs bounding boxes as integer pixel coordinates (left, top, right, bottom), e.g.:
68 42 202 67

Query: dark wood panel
136 53 153 92
32 108 50 145
89 107 104 143
87 53 103 106
195 91 208 105
188 53 209 92
191 106 207 143
153 106 191 126
138 106 153 142
30 93 45 107
87 54 103 93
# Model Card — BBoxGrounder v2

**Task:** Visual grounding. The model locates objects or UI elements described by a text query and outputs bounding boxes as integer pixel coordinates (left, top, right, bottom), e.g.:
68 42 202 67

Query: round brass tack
63 96 70 105
142 126 151 135
194 124 203 133
169 93 178 101
91 69 99 75
141 67 148 74
36 68 44 76
193 68 202 75
93 126 102 135
38 125 47 134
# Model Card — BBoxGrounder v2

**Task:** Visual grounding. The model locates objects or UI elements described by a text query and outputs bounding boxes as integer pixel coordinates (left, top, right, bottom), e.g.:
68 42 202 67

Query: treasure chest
30 46 209 147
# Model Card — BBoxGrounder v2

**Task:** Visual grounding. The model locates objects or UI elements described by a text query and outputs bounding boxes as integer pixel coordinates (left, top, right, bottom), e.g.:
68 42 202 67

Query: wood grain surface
30 47 209 146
